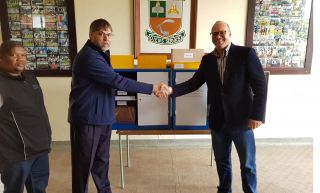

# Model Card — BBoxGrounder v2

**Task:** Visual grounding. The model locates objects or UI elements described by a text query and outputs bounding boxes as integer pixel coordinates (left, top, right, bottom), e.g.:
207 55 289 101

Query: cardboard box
171 49 204 69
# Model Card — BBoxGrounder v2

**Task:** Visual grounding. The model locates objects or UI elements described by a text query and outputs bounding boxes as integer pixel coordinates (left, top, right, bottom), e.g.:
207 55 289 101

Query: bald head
212 21 231 34
211 21 231 53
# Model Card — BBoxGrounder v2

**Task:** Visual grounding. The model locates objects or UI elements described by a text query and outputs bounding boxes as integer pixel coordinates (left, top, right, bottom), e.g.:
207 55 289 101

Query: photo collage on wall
253 0 312 68
7 0 70 70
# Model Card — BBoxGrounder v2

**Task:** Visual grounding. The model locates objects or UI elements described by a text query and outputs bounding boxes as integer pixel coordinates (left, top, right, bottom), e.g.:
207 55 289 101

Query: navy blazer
172 43 267 131
68 41 153 125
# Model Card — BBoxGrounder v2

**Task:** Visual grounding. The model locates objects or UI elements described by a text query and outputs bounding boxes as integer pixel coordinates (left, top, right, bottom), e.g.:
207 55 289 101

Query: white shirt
213 43 231 84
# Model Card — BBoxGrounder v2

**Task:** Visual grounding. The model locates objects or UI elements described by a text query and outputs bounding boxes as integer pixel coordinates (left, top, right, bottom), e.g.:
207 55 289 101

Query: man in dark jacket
163 21 267 193
68 18 164 193
0 40 52 193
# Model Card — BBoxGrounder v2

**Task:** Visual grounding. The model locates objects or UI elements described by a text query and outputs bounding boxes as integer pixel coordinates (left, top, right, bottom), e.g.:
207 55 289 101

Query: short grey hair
89 18 112 33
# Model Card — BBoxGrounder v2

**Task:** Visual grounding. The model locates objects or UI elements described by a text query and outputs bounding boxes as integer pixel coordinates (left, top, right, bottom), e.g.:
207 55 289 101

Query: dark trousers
70 124 112 193
211 128 257 193
1 153 49 193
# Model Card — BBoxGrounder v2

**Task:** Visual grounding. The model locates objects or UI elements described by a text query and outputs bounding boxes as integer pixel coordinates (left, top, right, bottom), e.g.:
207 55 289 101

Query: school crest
145 0 186 45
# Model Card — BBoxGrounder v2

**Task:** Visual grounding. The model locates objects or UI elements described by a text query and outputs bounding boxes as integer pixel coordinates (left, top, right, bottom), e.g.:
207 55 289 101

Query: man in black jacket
0 40 52 193
163 21 267 193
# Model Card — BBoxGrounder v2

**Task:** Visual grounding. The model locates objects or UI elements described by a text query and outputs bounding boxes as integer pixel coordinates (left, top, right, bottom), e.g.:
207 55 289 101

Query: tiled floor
0 139 313 193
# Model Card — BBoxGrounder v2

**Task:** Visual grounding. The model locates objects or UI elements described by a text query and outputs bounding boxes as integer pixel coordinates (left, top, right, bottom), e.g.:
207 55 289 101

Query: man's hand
152 83 172 98
248 119 262 130
159 83 172 95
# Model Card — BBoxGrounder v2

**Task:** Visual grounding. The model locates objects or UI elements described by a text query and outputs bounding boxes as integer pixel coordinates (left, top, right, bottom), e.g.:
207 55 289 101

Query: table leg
211 146 214 166
119 134 124 188
126 135 130 167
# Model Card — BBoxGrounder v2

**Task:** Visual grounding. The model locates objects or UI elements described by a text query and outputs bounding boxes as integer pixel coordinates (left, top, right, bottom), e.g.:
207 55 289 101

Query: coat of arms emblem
145 0 186 45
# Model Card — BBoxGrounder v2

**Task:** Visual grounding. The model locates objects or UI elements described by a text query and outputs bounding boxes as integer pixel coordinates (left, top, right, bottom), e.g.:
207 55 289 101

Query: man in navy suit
165 21 267 193
68 19 166 193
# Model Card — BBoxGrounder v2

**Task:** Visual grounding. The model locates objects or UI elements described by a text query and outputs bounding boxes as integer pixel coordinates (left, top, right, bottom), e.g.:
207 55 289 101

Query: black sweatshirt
0 71 51 171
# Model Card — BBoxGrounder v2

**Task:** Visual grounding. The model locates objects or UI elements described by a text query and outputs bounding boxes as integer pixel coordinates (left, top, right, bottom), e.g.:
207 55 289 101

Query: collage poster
6 0 70 71
253 0 312 69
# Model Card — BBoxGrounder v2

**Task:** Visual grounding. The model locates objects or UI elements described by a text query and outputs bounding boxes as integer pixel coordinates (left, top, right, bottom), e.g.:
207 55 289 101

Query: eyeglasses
210 30 227 37
97 31 114 38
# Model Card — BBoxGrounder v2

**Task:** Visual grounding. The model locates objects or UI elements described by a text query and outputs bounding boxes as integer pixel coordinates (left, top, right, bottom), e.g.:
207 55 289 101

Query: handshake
152 83 172 98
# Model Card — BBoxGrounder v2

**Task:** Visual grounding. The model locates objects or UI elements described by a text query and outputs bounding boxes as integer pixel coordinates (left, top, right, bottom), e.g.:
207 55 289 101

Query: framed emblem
134 0 197 58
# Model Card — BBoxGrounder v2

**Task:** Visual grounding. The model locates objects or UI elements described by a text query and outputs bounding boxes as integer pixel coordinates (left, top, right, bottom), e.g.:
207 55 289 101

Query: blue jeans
1 153 49 193
211 128 257 193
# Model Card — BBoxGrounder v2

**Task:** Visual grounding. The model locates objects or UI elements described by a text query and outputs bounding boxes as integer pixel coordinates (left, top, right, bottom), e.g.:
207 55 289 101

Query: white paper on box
174 63 185 69
117 91 127 95
115 96 136 101
117 101 127 106
171 49 204 62
184 53 194 59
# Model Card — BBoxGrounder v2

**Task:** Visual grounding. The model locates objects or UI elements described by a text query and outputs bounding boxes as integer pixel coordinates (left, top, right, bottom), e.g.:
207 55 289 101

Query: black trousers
1 153 49 193
70 124 112 193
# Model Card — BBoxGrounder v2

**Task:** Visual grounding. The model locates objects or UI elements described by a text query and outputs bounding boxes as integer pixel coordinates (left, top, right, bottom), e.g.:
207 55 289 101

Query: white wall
74 0 133 54
196 0 248 51
309 2 319 191
38 77 71 140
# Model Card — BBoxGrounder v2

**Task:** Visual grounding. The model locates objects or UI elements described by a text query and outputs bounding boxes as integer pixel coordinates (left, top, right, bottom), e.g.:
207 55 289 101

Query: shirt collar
0 71 25 81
